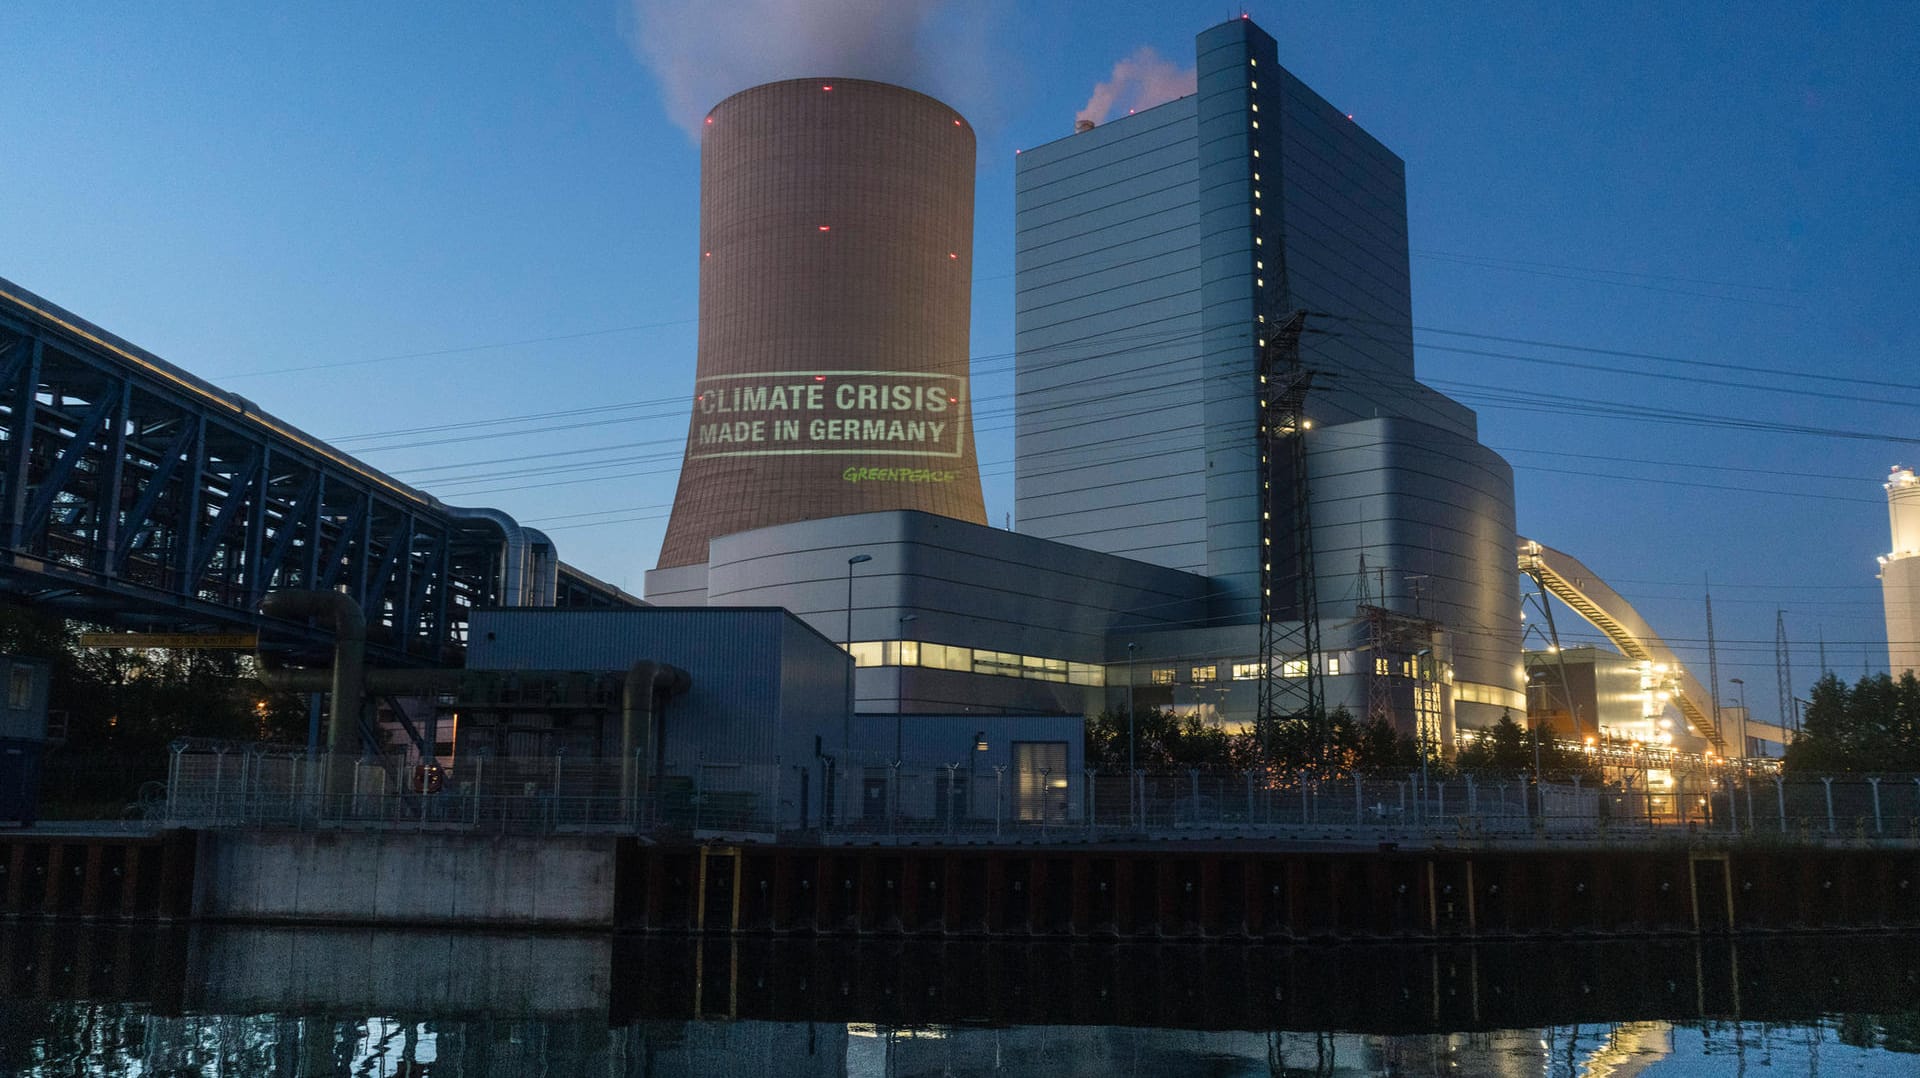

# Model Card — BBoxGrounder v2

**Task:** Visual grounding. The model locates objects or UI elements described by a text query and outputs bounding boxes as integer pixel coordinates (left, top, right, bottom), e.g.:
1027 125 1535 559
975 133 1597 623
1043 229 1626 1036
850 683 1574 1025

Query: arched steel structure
1518 538 1731 753
0 278 635 663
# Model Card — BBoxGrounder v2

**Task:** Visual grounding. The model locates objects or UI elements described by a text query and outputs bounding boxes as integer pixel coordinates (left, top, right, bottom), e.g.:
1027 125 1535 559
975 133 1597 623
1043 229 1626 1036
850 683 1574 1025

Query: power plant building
1014 18 1523 736
649 17 1526 747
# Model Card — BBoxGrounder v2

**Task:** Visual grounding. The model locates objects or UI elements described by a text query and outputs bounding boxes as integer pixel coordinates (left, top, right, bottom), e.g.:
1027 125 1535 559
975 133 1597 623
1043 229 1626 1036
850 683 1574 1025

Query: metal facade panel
1308 417 1522 700
704 511 1211 665
469 608 813 765
1014 97 1207 574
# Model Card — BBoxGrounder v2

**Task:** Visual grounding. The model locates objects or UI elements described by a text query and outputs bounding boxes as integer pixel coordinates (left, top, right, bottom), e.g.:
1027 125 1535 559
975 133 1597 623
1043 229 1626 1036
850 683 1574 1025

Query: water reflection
0 923 1914 1075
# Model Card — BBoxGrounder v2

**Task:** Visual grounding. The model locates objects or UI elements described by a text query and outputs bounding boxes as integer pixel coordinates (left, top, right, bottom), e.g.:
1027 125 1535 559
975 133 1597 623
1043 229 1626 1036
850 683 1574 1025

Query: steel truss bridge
0 277 635 664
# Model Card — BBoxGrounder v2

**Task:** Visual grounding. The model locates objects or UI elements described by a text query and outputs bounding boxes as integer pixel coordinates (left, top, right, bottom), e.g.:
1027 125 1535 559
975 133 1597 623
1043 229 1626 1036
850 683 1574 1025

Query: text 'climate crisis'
697 382 952 415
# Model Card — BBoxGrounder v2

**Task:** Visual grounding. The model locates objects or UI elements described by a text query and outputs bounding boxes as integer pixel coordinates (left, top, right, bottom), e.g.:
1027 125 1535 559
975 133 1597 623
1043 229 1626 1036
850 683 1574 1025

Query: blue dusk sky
2 2 1916 723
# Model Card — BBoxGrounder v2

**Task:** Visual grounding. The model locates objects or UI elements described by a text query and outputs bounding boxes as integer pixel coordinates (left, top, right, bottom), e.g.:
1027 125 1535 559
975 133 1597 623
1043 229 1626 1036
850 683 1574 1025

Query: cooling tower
655 78 987 569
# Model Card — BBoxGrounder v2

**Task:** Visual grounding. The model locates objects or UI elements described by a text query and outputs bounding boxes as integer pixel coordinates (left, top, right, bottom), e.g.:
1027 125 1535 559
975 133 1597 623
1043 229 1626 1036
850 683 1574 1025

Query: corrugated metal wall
469 608 849 770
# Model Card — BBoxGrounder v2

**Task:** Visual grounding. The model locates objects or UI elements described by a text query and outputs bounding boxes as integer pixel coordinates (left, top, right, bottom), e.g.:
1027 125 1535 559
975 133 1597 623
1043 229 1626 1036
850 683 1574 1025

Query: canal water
0 925 1914 1075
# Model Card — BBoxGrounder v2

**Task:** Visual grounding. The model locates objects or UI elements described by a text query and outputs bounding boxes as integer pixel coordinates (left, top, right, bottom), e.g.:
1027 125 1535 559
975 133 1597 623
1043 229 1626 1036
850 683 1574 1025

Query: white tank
1883 467 1920 674
1889 467 1920 556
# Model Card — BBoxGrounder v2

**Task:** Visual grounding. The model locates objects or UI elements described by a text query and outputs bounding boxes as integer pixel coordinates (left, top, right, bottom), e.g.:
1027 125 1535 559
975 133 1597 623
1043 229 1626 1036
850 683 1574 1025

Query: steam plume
628 0 992 139
1076 47 1196 127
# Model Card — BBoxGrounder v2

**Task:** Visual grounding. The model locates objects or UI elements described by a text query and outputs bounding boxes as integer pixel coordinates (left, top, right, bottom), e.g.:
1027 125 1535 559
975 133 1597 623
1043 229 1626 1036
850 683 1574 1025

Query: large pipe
523 527 560 608
445 505 529 606
622 660 692 805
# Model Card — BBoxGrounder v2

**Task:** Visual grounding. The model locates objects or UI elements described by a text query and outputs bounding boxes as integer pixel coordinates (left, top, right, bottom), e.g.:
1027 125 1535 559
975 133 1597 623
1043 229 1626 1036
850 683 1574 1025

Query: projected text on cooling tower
688 370 967 459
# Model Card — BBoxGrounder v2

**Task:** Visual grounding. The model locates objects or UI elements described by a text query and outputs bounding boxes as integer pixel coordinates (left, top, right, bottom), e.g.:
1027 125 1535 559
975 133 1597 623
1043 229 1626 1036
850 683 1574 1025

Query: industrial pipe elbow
444 506 529 607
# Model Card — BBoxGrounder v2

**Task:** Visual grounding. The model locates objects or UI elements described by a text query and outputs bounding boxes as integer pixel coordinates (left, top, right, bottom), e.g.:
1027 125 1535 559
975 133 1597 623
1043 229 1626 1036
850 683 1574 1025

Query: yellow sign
78 633 259 649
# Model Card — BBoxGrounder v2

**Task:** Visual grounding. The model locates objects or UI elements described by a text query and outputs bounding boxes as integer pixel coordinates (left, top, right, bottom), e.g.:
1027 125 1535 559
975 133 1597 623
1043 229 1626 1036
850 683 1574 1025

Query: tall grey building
1015 17 1524 732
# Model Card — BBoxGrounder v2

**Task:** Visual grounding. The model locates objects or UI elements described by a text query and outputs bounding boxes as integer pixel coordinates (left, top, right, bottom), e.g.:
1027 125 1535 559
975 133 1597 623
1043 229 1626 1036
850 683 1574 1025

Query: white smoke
627 0 997 139
1076 46 1196 127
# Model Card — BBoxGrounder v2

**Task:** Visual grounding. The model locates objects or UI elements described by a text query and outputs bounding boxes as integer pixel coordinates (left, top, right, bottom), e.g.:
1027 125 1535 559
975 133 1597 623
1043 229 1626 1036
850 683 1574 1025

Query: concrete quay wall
190 830 619 929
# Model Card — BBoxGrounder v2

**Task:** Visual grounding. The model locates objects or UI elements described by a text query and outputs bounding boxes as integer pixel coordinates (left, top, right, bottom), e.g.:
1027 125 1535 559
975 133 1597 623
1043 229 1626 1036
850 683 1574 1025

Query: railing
159 744 1920 846
161 746 785 836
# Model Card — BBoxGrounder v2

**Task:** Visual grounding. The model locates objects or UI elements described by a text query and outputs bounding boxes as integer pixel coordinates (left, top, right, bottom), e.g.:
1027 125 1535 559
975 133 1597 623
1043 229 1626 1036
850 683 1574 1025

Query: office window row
847 640 1106 686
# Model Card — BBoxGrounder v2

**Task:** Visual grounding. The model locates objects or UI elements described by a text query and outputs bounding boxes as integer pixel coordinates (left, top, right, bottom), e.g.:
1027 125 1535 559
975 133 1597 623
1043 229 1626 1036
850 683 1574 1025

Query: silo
1883 467 1920 675
656 78 987 570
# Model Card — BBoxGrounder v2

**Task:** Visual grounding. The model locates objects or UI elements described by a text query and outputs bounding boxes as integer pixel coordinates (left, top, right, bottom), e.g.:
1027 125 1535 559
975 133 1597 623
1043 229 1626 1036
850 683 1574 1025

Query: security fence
157 743 1920 846
160 745 786 836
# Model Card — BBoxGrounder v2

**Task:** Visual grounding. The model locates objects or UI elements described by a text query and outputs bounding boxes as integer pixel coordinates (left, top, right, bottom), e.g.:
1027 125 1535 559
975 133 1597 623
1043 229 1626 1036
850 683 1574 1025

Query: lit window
922 643 972 672
1281 659 1308 678
1326 656 1342 677
1253 150 1260 157
893 640 920 666
1375 657 1390 676
849 642 883 668
1251 103 1259 112
1151 669 1175 686
7 667 29 709
1231 662 1265 680
1251 121 1259 129
1022 655 1069 683
1068 663 1106 686
1191 665 1217 683
1250 81 1258 89
973 650 1022 677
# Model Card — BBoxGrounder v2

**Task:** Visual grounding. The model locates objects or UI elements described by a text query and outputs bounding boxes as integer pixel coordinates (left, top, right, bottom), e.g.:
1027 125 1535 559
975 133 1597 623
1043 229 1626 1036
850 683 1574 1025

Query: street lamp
838 553 871 816
845 554 872 650
895 613 917 763
1126 642 1137 775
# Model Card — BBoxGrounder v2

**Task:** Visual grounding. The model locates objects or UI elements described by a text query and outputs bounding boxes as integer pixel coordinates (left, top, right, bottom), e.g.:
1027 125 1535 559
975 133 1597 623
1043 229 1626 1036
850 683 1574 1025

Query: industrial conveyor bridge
0 277 636 663
1517 538 1734 754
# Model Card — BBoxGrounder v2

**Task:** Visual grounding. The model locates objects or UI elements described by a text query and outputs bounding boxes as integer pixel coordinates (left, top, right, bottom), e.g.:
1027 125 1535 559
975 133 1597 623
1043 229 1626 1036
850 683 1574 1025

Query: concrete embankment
192 830 622 928
3 829 1918 939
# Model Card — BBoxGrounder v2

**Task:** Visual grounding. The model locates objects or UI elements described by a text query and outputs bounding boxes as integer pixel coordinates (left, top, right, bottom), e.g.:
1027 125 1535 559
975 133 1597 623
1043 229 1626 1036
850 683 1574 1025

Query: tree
1785 671 1920 773
1085 706 1263 771
1456 709 1597 782
0 600 310 812
1353 716 1423 774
